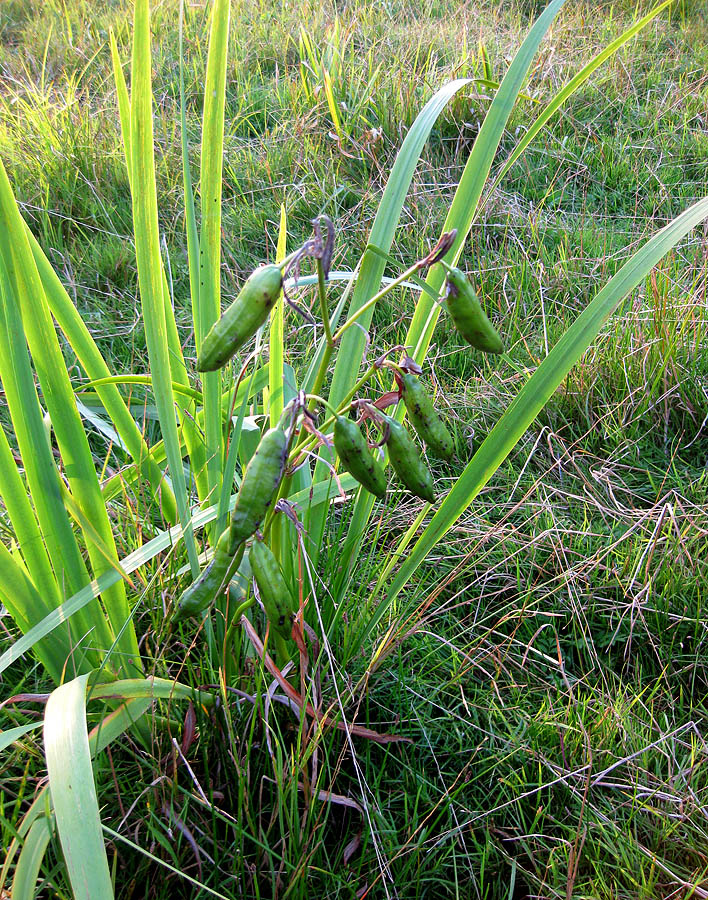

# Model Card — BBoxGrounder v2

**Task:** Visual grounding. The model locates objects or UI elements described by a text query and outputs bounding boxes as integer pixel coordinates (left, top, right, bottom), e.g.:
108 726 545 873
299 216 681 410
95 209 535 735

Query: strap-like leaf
405 0 566 367
27 228 178 523
370 197 708 641
198 0 230 517
0 159 140 677
44 675 113 900
9 816 53 900
131 0 199 575
304 79 473 569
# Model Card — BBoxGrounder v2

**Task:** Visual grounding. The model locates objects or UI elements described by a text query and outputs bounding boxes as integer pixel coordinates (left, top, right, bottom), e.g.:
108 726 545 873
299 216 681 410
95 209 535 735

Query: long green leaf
0 544 68 682
373 198 708 639
269 204 287 426
334 0 568 591
198 0 230 517
26 228 177 523
114 15 209 510
131 0 199 575
0 722 43 753
10 816 53 900
304 79 473 567
0 160 140 677
405 0 566 366
88 675 214 706
0 405 61 618
80 374 203 404
44 675 113 900
110 31 133 189
179 0 201 346
0 232 106 672
326 77 473 410
1 697 151 896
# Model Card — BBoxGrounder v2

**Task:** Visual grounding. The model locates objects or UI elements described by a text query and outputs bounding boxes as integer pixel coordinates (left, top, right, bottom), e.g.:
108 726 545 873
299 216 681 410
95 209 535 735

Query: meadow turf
1 0 708 897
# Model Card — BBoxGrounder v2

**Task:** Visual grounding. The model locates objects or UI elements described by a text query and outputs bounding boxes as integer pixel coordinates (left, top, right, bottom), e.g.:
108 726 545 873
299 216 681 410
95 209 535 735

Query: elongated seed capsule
333 415 387 499
383 417 436 504
444 267 503 354
249 538 294 641
399 373 454 461
173 531 245 622
197 264 283 372
229 425 288 547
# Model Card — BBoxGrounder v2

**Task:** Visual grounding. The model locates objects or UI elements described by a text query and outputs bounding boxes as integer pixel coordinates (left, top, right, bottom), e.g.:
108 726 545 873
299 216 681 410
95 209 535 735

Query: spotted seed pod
197 264 283 372
383 417 436 504
399 372 454 461
249 538 294 641
333 415 387 499
229 425 288 547
173 531 245 622
444 267 503 354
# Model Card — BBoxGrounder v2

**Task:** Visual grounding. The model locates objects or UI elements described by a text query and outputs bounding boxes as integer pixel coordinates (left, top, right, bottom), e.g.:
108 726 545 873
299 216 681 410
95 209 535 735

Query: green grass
2 0 708 897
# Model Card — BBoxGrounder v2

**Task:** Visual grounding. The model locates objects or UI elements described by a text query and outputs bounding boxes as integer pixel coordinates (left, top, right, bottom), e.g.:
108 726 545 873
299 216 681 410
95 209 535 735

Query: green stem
292 362 380 462
223 595 255 675
333 259 424 342
279 247 303 271
303 260 337 415
307 344 333 415
306 393 339 417
317 260 334 350
274 633 290 668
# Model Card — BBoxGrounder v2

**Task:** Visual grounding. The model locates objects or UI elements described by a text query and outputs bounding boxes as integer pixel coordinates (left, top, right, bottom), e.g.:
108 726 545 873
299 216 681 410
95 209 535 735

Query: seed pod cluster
229 425 288 547
383 416 436 504
249 537 295 641
173 423 288 623
197 264 283 372
174 532 245 622
444 267 503 354
399 372 454 461
333 415 387 499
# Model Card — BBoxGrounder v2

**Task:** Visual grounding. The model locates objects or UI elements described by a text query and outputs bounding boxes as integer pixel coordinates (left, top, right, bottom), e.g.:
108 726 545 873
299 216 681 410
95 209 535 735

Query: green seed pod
249 538 294 641
399 372 454 461
444 267 503 354
197 264 283 372
333 415 387 499
229 425 288 547
173 531 245 622
383 417 436 504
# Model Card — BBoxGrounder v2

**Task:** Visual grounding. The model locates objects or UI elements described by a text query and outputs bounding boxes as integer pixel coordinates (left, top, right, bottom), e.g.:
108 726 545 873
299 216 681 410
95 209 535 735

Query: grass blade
0 543 68 682
305 79 473 567
333 0 568 586
114 14 208 509
44 674 113 900
481 0 674 219
0 162 140 678
10 816 53 900
269 204 287 426
198 0 230 518
0 722 43 753
326 78 473 410
0 401 60 614
26 226 178 524
179 0 201 345
0 229 108 670
131 0 199 575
